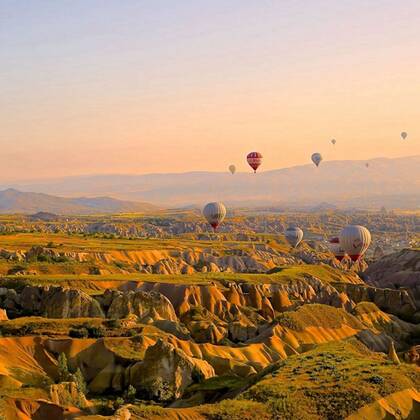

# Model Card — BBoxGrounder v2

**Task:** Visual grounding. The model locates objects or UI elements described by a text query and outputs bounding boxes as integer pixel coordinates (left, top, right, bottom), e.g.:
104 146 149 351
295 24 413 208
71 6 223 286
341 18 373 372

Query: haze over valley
3 155 419 210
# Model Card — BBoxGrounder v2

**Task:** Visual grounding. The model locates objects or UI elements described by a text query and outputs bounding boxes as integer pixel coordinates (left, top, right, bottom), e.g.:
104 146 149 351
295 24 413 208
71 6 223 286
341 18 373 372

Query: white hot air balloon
285 226 303 248
311 153 323 167
339 225 371 261
331 139 336 145
228 164 236 175
203 202 226 231
401 132 408 140
329 237 345 262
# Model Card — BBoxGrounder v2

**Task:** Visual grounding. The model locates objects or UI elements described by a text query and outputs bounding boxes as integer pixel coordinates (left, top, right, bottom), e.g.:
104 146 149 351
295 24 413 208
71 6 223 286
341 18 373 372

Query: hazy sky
1 0 419 182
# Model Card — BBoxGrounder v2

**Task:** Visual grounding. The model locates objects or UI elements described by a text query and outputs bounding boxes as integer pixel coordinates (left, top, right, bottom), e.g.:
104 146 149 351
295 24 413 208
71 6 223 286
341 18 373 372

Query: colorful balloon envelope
247 152 263 173
203 202 226 231
339 225 371 261
311 153 323 167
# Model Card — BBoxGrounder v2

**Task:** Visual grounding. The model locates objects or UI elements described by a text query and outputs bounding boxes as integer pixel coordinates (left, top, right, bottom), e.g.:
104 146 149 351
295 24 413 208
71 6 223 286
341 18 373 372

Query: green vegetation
57 353 70 382
275 304 364 331
236 340 420 419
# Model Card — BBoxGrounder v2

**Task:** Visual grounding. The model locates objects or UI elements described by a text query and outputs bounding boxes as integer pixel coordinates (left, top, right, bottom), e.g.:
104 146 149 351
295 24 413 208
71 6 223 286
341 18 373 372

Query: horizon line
2 154 419 185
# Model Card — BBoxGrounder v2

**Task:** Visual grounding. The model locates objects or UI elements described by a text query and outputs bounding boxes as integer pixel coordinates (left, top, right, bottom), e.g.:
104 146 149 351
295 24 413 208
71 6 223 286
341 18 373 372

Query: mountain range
1 155 419 210
0 189 157 215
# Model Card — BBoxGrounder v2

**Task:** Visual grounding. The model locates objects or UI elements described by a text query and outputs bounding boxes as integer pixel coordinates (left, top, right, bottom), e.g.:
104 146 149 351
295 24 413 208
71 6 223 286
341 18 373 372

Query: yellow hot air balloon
228 165 236 175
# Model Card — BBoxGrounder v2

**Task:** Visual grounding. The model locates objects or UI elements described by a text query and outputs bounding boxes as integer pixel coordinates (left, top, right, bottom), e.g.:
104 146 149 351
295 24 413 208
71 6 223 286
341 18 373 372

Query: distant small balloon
365 162 369 168
311 153 323 167
331 139 336 145
401 131 408 140
228 165 236 175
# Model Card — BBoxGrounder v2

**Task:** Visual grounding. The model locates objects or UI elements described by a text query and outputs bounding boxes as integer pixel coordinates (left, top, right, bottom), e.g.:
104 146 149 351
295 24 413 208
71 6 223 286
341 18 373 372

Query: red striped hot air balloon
339 225 371 262
247 152 263 173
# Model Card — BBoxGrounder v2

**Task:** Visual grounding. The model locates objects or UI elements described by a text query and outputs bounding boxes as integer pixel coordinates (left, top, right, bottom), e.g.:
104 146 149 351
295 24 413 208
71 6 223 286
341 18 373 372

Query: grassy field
0 232 291 252
229 339 419 419
0 264 359 293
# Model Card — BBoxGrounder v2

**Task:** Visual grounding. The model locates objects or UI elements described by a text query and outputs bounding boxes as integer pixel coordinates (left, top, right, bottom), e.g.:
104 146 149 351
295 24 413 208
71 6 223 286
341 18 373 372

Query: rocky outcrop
0 308 8 320
336 283 418 319
388 340 400 364
49 381 89 407
127 339 215 402
106 289 177 322
364 249 420 305
0 285 104 318
404 346 420 365
19 286 104 318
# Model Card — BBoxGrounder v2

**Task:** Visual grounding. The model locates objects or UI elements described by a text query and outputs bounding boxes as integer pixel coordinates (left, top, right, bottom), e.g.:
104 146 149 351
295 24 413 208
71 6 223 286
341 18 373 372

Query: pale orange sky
1 1 419 182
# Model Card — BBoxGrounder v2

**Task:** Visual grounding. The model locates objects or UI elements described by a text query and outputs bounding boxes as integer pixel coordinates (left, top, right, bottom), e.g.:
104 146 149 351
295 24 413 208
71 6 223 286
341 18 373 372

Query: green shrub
113 397 125 410
7 264 28 275
86 326 105 338
205 399 271 420
125 384 136 402
106 319 121 329
367 375 385 385
71 367 87 395
69 327 89 338
58 352 70 382
191 366 205 383
89 266 101 275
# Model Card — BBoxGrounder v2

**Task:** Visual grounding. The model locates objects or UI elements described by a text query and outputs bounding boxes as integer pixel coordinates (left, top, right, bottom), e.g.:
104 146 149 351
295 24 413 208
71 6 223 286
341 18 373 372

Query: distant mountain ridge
2 155 419 209
0 189 157 215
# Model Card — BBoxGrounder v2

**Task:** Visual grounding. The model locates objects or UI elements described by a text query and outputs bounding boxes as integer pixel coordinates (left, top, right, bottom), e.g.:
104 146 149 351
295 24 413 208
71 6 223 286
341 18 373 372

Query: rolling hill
3 155 419 209
0 189 157 215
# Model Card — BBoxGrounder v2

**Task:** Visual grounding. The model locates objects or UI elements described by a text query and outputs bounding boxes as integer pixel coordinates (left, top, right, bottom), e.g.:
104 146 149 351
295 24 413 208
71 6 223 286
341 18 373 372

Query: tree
113 397 125 410
71 368 87 395
57 353 69 383
125 384 136 402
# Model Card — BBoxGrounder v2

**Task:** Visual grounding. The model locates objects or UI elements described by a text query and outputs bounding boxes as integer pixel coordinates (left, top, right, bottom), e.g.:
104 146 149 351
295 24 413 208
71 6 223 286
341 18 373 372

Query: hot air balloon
247 152 263 173
311 153 323 167
401 132 408 140
331 139 336 145
339 225 371 261
228 165 236 175
285 226 303 248
203 202 226 231
329 237 345 262
365 162 369 168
